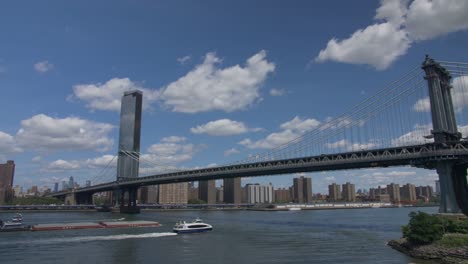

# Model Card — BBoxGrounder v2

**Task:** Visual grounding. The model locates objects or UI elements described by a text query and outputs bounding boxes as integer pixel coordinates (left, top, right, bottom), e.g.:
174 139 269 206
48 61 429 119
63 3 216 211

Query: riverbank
388 238 468 263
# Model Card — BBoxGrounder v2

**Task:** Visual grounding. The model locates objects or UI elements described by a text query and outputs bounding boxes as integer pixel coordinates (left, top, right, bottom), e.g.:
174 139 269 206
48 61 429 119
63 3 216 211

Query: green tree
402 211 444 245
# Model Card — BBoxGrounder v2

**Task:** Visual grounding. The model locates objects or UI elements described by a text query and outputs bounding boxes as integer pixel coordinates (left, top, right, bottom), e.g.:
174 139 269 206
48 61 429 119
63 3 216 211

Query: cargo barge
1 219 160 232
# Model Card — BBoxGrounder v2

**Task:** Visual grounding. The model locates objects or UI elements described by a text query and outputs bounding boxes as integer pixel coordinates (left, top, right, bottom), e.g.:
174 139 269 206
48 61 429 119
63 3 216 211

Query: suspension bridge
49 56 468 215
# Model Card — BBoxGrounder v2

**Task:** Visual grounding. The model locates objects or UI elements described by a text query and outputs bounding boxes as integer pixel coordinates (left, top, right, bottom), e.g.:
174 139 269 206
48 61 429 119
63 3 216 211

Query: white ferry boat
173 218 213 233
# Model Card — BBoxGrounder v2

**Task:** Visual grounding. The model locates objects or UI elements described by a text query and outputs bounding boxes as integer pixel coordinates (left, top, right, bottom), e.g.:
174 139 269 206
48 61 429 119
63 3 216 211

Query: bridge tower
116 90 142 213
422 55 467 214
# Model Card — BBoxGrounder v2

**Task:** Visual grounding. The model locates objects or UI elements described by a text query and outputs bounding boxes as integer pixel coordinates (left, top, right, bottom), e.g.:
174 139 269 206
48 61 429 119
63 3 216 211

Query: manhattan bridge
50 56 468 215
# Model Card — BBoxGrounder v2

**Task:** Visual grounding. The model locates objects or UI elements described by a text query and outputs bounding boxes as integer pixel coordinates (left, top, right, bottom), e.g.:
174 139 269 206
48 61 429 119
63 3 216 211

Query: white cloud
316 0 468 70
32 156 42 162
224 148 240 156
16 114 114 152
413 97 430 112
191 119 260 136
325 139 377 151
405 0 468 41
316 22 410 70
71 78 159 112
177 55 191 65
46 159 81 171
85 154 117 168
0 131 21 153
269 88 286 97
159 50 275 113
239 116 320 149
34 60 54 73
143 137 202 166
161 136 187 143
391 124 433 146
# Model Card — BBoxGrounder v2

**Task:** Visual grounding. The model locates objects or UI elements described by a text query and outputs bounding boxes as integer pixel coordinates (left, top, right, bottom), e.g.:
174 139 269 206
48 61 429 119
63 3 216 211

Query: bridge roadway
50 141 468 197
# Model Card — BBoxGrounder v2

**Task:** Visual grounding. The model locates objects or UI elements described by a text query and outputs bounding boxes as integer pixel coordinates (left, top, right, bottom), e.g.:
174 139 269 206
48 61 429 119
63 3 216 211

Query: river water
0 207 439 264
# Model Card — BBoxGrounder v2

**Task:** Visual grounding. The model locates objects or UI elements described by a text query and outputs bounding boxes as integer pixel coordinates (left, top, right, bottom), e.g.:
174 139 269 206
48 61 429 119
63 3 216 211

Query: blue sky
1 0 468 193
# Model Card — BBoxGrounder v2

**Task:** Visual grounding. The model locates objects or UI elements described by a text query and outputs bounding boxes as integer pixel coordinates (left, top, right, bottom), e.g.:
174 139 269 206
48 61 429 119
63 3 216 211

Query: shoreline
388 238 468 264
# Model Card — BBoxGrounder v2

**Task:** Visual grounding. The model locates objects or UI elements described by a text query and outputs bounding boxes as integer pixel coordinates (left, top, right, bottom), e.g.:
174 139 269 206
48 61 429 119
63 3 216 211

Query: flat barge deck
1 220 160 232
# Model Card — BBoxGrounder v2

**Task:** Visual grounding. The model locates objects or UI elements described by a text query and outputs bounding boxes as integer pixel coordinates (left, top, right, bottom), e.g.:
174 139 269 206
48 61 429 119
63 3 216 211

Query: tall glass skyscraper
117 90 142 180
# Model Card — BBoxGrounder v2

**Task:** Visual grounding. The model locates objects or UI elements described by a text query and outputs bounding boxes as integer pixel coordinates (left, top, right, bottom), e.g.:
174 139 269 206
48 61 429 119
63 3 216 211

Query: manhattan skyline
1 1 468 193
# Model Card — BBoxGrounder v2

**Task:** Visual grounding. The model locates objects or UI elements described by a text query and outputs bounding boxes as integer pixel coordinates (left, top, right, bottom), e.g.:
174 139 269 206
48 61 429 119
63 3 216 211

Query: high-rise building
416 185 434 200
293 176 312 203
68 176 75 190
116 90 142 180
274 188 292 203
62 181 68 191
53 182 59 192
85 180 91 187
13 185 22 197
342 182 356 202
328 183 341 201
188 182 199 201
158 183 188 204
146 185 159 204
386 183 401 203
435 180 440 195
224 178 241 204
199 180 216 204
246 183 274 204
400 183 417 202
0 160 15 204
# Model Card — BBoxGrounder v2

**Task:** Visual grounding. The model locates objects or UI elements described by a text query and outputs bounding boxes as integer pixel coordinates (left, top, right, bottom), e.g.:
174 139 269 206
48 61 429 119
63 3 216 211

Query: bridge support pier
65 192 76 205
452 164 468 215
436 162 461 213
119 187 140 214
76 192 93 205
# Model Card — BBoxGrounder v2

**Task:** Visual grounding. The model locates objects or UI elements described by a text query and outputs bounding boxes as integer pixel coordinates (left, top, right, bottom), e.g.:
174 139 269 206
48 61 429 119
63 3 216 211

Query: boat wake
2 232 177 245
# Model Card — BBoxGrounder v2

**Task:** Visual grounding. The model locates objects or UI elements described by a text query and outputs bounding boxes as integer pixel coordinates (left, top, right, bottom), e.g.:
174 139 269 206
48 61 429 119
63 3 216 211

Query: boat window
188 225 207 228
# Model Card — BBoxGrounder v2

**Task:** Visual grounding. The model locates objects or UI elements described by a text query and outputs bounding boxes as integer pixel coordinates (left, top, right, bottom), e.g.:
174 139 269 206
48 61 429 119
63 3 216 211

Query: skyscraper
274 188 292 203
401 183 417 202
342 182 356 202
53 182 59 192
328 183 341 202
293 176 312 203
199 180 216 204
224 178 241 204
386 183 400 203
246 183 274 204
0 160 15 204
116 90 142 180
68 176 75 190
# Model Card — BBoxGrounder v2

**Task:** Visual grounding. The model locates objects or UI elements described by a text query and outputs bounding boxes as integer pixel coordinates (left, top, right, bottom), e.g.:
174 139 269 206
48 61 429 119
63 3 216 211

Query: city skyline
1 1 468 193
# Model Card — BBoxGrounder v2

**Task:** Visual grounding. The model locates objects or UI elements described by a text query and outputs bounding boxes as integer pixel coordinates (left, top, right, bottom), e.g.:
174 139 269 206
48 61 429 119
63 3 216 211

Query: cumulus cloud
34 60 54 73
16 114 114 152
224 148 240 156
85 154 117 168
405 0 468 41
0 131 21 153
46 159 81 171
177 55 191 65
325 139 377 151
316 0 468 70
143 137 202 166
239 116 320 149
159 50 275 113
191 119 260 136
269 88 286 97
71 78 159 112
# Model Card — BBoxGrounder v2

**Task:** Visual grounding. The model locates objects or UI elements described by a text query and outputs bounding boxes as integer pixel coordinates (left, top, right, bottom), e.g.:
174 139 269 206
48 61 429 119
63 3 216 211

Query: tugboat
173 218 213 233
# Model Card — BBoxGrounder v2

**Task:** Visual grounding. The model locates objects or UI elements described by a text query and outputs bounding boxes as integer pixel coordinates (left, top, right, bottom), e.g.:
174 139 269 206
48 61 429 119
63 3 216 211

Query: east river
0 207 439 264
